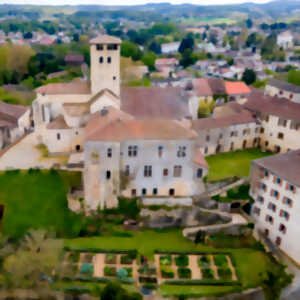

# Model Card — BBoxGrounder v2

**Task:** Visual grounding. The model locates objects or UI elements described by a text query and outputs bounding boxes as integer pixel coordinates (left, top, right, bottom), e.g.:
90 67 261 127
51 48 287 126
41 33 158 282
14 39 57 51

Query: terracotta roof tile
87 119 197 142
244 90 300 122
267 79 300 94
254 150 300 188
121 86 190 120
225 81 251 95
90 35 122 44
46 115 70 130
36 81 91 95
192 78 213 97
0 101 28 120
192 111 256 131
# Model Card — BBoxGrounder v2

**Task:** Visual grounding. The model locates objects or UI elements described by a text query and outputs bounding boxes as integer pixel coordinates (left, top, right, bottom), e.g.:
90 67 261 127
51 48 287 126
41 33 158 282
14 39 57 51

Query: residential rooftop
254 149 300 188
267 79 300 94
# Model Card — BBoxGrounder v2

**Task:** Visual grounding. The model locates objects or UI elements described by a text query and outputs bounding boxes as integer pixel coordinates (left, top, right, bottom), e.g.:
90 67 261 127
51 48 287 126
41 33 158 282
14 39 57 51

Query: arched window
107 57 111 64
99 56 103 63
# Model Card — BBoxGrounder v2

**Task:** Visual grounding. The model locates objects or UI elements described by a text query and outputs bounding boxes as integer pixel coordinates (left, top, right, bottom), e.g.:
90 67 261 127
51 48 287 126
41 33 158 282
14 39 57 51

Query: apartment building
250 150 300 265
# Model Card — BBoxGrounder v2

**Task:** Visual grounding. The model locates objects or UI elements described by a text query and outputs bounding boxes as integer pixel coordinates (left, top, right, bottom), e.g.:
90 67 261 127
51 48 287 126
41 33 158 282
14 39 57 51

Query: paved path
189 255 202 279
0 132 68 170
183 208 248 238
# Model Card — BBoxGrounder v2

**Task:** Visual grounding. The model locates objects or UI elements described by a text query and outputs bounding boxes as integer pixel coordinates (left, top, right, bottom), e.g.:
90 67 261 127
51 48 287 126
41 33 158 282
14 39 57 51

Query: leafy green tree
100 282 142 300
242 69 256 85
142 52 156 71
149 41 161 54
121 41 143 61
180 49 197 68
179 34 194 54
198 100 211 119
246 18 253 29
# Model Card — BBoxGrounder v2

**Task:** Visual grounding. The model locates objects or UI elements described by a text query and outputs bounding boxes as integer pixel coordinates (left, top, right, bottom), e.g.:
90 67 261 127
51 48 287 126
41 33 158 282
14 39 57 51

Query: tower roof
90 35 122 45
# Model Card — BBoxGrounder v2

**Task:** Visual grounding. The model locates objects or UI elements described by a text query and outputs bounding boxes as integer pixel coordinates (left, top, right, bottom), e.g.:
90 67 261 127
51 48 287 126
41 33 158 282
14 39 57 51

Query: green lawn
0 169 84 239
206 149 273 182
159 284 241 297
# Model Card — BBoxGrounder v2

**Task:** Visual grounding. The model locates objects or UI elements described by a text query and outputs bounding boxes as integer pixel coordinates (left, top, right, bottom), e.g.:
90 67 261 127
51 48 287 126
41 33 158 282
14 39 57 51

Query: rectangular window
96 44 103 50
257 196 264 204
57 133 61 140
279 224 287 234
280 210 290 221
197 168 203 178
153 188 158 195
99 56 103 63
128 145 138 157
265 215 273 224
163 168 168 176
107 148 112 158
144 165 152 177
264 170 269 178
174 165 182 177
268 202 276 212
278 132 284 140
142 188 147 196
206 135 210 142
107 44 118 50
177 146 186 158
106 170 111 180
107 57 112 63
253 206 261 216
276 177 281 185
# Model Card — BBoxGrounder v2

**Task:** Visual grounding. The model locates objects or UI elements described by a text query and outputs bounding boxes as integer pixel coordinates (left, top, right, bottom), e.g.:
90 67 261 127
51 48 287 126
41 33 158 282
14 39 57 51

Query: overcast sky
0 0 272 6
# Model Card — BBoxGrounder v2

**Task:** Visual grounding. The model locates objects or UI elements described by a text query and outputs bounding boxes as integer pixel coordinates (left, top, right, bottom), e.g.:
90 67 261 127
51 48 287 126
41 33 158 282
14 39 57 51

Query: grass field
206 149 273 182
179 17 235 24
0 169 83 239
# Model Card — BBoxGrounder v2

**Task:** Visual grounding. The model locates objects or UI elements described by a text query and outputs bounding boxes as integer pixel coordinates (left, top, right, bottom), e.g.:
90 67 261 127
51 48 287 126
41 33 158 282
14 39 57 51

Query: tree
2 229 63 288
198 100 211 119
148 41 161 54
121 41 143 61
100 282 142 300
246 18 253 29
180 49 196 68
242 69 256 85
141 52 156 71
179 34 194 54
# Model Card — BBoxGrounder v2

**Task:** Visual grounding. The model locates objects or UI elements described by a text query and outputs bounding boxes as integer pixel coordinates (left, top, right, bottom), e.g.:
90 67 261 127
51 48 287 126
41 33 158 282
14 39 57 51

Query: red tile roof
192 111 256 131
194 148 208 168
121 87 190 120
46 115 70 130
225 81 251 95
90 35 122 44
86 119 197 142
36 81 91 95
0 101 28 120
192 78 213 97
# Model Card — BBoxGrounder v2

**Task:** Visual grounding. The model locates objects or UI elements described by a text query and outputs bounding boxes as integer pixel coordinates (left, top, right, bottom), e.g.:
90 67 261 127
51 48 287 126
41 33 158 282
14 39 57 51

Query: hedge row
62 276 134 284
164 279 241 286
64 247 137 255
155 250 232 256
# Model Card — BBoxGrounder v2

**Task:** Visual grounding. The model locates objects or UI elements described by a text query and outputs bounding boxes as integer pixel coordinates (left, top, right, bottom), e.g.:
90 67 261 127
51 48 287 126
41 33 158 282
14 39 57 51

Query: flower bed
138 265 156 276
177 267 191 279
160 255 172 266
120 253 136 265
160 265 175 279
214 254 228 268
198 255 211 268
175 254 189 267
105 254 117 264
201 268 215 279
217 267 233 281
80 263 94 275
82 253 94 263
139 276 157 283
68 252 80 263
104 266 116 277
124 267 133 277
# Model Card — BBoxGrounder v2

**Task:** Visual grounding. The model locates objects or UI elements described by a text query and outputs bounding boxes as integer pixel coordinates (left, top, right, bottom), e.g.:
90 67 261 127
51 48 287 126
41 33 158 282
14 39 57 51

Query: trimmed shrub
68 252 80 263
104 266 116 277
64 286 90 294
160 255 172 266
117 268 128 279
139 276 157 283
175 254 189 267
202 268 215 279
142 283 157 290
138 265 156 276
121 253 135 265
164 279 242 286
105 254 117 264
82 253 94 263
198 255 211 268
160 265 175 279
178 267 191 279
218 267 233 280
124 267 133 277
80 263 94 275
214 254 228 267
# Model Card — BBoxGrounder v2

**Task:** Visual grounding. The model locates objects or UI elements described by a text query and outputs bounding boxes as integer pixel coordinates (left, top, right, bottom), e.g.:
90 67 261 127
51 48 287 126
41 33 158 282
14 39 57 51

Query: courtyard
206 149 273 182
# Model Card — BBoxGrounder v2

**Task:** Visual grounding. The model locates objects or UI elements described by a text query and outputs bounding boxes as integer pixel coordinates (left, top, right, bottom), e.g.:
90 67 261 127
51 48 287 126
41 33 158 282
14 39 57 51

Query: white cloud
0 0 272 5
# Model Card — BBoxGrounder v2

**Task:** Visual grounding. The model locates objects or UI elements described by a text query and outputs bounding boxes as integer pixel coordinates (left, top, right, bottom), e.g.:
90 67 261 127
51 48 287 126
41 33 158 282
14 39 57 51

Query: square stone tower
90 35 122 97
